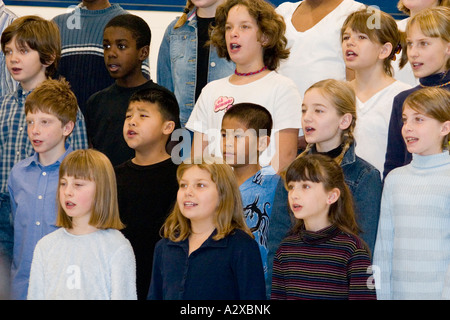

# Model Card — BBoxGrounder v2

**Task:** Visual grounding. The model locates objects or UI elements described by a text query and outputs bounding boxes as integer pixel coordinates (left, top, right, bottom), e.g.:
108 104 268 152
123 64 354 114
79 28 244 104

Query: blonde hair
174 0 194 29
397 0 450 15
341 7 400 77
56 149 124 230
403 6 450 70
162 157 253 242
403 87 450 150
299 79 357 165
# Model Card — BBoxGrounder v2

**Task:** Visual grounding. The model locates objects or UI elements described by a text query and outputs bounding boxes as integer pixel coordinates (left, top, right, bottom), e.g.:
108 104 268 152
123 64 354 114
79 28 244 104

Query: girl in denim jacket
157 0 235 127
267 79 382 294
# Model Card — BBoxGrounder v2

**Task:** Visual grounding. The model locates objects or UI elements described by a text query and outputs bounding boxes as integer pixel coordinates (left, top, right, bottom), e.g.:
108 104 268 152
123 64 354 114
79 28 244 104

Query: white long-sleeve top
373 151 450 300
27 228 137 300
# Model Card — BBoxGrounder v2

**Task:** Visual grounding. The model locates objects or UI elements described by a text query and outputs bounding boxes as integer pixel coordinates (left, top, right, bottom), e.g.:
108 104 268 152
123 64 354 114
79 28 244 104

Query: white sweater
28 228 137 300
373 151 450 300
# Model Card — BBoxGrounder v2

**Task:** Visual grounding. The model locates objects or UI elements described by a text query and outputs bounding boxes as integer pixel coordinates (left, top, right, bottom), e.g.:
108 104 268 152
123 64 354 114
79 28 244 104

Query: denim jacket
157 9 235 126
266 143 382 296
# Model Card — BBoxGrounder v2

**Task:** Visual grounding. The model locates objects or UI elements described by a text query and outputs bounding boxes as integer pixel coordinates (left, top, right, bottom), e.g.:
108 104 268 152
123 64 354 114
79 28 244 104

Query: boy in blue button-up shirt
7 78 79 300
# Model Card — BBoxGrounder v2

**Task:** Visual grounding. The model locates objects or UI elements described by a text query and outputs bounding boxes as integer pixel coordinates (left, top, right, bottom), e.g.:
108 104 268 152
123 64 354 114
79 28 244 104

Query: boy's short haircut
223 103 273 137
1 15 61 77
25 78 78 126
104 14 151 49
129 87 181 130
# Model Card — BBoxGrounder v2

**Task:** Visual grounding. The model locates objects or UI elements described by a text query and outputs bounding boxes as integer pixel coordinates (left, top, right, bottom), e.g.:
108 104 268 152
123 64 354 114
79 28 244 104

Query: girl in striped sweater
271 154 376 300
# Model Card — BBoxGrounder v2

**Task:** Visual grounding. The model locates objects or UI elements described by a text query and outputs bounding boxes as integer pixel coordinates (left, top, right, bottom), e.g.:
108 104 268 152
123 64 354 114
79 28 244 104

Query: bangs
59 152 95 181
285 157 326 185
342 12 377 42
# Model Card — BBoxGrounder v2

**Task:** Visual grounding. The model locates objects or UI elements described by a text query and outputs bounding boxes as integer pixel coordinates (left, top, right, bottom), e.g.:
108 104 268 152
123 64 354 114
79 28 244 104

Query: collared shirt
0 0 18 97
0 84 88 196
148 229 266 300
8 145 73 300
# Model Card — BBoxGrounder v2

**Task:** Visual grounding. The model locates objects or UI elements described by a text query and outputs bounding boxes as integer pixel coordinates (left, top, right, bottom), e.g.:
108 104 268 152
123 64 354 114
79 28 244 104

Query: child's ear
163 120 175 135
63 121 75 137
339 113 352 130
441 120 450 136
257 135 270 153
327 188 340 205
260 33 269 47
139 45 150 61
379 42 393 60
43 54 56 68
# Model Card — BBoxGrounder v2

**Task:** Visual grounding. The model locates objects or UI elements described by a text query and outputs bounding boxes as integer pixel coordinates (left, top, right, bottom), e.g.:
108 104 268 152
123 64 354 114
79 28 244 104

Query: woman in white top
341 7 411 175
275 0 364 99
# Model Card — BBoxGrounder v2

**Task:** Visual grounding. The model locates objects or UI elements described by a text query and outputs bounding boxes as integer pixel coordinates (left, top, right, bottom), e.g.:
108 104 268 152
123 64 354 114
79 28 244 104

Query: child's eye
415 116 424 123
179 183 187 188
342 35 350 41
103 44 111 50
118 44 126 50
197 183 205 188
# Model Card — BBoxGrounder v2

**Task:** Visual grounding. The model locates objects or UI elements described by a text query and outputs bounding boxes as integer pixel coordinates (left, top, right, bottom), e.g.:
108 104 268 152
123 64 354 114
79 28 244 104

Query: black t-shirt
195 16 215 102
115 158 179 300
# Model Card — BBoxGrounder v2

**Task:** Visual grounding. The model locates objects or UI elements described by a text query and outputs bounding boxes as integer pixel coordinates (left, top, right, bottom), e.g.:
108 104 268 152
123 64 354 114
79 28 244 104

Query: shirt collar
27 143 73 168
168 229 229 250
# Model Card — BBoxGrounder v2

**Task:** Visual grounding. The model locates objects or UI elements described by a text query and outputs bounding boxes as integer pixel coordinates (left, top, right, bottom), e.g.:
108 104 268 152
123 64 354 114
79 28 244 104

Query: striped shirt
271 224 376 300
0 1 18 97
0 84 88 195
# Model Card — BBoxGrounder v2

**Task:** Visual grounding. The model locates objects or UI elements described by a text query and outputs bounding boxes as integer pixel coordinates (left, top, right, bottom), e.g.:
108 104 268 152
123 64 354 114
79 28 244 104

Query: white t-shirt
186 71 302 167
354 80 412 175
276 0 364 98
393 18 420 87
27 228 137 300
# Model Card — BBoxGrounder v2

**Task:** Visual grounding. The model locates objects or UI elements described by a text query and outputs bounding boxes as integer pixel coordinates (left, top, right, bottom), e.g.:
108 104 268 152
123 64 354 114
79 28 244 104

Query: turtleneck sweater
384 71 450 179
271 224 376 300
374 151 450 300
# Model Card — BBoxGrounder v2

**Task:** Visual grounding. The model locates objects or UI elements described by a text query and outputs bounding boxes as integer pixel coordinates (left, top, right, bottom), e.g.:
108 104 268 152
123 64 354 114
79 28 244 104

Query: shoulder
227 229 258 248
36 228 65 248
276 1 300 16
393 85 420 103
334 230 369 254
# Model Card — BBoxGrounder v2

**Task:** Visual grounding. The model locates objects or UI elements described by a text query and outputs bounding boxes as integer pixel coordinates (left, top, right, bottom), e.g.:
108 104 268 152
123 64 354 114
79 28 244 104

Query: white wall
7 5 179 81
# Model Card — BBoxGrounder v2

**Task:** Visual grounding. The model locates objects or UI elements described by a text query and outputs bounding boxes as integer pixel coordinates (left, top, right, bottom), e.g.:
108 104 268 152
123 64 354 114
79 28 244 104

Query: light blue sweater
27 228 136 300
373 151 450 300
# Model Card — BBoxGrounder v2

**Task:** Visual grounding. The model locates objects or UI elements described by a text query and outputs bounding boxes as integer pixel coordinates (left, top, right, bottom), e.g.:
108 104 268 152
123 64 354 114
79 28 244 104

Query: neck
115 72 148 88
232 164 261 186
301 0 343 9
82 0 111 10
132 145 170 166
38 143 66 166
197 4 222 18
68 217 99 235
353 67 394 101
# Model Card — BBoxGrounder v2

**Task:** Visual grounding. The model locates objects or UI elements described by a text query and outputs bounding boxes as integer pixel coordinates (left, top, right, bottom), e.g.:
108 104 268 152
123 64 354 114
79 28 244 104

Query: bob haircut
56 149 124 230
341 7 400 77
1 15 61 77
162 156 253 242
25 78 78 127
403 87 450 150
209 0 289 71
285 154 361 238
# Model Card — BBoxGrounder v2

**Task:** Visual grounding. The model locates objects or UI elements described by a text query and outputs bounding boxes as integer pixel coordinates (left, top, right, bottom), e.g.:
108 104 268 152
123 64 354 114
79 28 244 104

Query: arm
270 248 287 300
156 24 174 92
347 247 377 300
147 241 163 300
110 242 137 300
271 128 299 173
27 245 45 300
372 180 395 300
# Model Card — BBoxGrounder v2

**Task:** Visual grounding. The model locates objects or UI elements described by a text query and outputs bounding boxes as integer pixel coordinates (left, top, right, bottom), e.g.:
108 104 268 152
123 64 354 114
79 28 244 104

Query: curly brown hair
209 0 289 71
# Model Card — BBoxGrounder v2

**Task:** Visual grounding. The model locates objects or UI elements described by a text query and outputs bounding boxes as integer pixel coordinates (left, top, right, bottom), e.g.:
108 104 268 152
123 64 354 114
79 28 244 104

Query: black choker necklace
234 65 268 76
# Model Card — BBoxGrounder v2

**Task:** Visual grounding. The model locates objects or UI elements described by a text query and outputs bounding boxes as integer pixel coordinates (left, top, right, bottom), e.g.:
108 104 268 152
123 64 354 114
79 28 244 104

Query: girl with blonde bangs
28 149 136 300
149 157 266 300
56 149 123 230
384 6 450 178
162 158 252 242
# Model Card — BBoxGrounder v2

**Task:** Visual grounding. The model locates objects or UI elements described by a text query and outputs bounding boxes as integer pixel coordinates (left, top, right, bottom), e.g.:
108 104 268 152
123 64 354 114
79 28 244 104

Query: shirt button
38 195 43 200
36 221 40 226
42 172 47 176
19 127 23 131
210 62 216 67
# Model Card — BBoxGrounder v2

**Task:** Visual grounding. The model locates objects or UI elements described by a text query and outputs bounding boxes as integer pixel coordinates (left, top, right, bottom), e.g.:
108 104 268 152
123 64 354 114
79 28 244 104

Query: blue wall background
3 0 406 18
